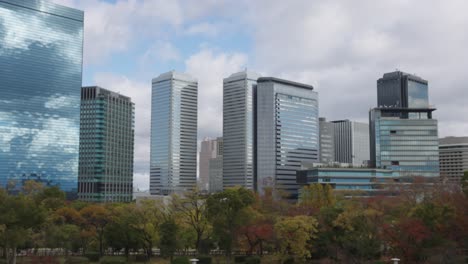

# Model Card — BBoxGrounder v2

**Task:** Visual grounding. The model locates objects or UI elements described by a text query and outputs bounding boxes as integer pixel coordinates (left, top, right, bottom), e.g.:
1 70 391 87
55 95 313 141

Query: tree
159 218 178 261
105 204 141 260
133 199 164 258
206 187 255 263
274 215 318 260
172 188 210 253
237 207 274 255
0 193 46 264
462 171 468 196
332 202 382 263
298 184 336 212
80 204 110 256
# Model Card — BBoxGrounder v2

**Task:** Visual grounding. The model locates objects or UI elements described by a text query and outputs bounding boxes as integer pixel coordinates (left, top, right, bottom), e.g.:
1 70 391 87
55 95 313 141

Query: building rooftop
224 70 261 82
439 136 468 146
258 77 314 90
379 70 428 84
152 71 197 83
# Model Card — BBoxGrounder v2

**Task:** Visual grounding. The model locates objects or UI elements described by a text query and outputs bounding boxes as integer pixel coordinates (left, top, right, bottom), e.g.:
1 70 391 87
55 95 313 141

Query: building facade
297 167 401 195
256 77 319 196
332 120 370 166
370 108 439 178
0 0 83 195
439 137 468 184
377 71 429 109
208 137 224 193
150 71 198 195
370 71 439 180
319 118 335 164
199 138 220 191
223 71 261 190
78 87 134 202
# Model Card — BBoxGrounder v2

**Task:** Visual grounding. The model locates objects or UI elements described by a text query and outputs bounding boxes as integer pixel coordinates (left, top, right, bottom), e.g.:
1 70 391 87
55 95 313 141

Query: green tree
172 188 210 253
0 192 46 264
275 215 318 261
159 218 178 261
105 204 141 260
133 199 163 258
333 202 382 263
206 187 255 263
462 171 468 196
298 184 336 211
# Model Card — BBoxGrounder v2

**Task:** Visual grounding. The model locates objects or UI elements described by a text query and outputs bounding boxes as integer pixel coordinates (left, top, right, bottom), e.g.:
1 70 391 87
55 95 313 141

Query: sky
52 0 468 190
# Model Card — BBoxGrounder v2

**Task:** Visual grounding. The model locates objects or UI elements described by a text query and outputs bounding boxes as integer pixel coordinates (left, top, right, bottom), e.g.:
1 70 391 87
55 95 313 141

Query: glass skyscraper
319 118 335 164
0 0 83 194
79 87 135 203
223 71 261 190
150 71 198 195
256 77 319 196
370 71 439 180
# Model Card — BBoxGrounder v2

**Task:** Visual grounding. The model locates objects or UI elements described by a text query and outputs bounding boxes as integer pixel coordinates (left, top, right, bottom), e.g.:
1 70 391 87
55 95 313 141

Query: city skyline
48 0 468 190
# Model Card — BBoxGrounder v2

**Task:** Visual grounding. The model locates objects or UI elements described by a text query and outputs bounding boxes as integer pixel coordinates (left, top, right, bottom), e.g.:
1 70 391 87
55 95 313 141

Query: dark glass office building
370 71 439 180
79 87 135 203
0 0 83 194
256 77 319 196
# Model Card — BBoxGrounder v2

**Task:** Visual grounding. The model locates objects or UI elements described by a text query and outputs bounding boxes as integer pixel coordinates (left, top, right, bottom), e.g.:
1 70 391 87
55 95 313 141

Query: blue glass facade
297 167 400 193
370 108 439 178
256 78 319 196
0 0 83 194
150 71 198 195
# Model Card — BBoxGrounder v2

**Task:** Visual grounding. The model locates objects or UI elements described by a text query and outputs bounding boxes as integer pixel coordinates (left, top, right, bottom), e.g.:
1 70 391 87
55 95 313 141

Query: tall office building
78 87 135 203
319 118 335 164
377 71 429 109
370 71 439 179
223 71 261 190
332 120 370 166
208 137 223 193
150 71 198 195
256 77 319 196
0 0 83 195
439 137 468 184
199 138 220 191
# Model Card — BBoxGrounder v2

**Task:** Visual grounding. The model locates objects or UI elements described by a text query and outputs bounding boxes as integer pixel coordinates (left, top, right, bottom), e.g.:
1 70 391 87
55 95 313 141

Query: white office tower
332 120 370 166
150 71 198 195
223 70 261 190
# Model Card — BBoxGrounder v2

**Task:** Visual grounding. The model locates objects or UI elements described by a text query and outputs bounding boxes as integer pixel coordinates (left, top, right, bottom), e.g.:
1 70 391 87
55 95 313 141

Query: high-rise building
256 77 319 196
370 71 439 180
332 120 369 166
319 118 335 164
0 0 83 195
377 71 429 109
223 71 261 190
150 71 198 195
439 137 468 184
208 137 223 193
78 87 135 203
199 138 220 191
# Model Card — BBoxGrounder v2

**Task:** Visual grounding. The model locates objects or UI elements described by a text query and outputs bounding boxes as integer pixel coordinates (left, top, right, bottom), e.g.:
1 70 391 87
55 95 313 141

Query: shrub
245 256 261 264
234 256 247 263
196 256 212 264
85 251 101 262
65 256 90 264
171 257 190 264
100 256 127 264
283 257 295 264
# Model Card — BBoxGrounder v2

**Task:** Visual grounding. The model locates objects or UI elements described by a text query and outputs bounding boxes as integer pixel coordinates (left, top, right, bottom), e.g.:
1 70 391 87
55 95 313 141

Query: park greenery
1 178 468 264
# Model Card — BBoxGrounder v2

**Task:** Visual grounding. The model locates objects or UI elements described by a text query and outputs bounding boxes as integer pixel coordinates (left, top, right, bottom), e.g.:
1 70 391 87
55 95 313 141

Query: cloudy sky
52 0 468 190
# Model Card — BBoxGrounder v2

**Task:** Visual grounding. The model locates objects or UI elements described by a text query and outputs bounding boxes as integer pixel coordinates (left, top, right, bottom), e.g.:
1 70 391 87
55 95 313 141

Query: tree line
1 174 468 264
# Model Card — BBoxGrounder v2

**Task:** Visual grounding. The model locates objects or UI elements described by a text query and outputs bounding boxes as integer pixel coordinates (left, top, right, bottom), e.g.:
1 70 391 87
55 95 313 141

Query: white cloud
185 49 248 139
185 22 221 37
140 41 181 66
